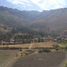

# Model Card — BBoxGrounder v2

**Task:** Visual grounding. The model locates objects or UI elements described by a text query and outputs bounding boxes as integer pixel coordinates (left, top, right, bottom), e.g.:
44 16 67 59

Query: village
0 30 66 50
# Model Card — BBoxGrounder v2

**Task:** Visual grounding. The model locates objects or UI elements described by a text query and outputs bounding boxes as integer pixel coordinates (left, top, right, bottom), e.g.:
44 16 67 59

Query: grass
61 41 67 45
59 41 67 48
0 50 11 66
0 54 9 64
64 61 67 67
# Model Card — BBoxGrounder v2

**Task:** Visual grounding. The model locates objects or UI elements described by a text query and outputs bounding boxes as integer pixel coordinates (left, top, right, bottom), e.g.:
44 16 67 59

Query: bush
39 49 51 53
64 62 67 67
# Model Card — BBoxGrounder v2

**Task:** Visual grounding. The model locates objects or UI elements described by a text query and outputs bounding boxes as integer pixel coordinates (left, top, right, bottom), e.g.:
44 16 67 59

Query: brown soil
13 51 66 67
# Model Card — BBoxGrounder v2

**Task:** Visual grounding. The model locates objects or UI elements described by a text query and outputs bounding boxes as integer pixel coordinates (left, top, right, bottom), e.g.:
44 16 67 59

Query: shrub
64 62 67 67
38 49 51 53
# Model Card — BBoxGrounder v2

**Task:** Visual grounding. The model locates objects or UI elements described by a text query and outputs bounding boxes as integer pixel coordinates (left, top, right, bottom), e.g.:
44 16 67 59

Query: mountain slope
31 8 67 33
0 6 67 34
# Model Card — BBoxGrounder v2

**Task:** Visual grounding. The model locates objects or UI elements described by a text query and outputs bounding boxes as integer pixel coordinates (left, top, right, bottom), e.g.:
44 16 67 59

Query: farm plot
0 50 19 67
13 51 66 67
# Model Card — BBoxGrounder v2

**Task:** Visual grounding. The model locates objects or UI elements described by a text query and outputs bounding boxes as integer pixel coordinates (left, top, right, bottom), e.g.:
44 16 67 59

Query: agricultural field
0 50 19 67
0 41 67 67
0 41 55 49
13 51 67 67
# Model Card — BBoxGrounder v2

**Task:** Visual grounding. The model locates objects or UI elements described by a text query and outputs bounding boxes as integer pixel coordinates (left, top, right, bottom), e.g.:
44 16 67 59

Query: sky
0 0 67 11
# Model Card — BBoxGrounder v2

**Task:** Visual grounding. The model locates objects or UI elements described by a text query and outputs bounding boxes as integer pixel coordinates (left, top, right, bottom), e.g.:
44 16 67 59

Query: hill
31 8 67 33
0 6 67 34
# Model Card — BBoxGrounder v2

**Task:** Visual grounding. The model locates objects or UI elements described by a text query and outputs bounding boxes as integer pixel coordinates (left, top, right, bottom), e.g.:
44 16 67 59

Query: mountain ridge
0 6 67 34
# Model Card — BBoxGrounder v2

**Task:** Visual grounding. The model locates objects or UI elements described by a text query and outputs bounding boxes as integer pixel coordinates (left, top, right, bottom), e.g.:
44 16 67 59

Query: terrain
0 50 19 67
13 51 67 67
0 6 67 67
0 6 67 34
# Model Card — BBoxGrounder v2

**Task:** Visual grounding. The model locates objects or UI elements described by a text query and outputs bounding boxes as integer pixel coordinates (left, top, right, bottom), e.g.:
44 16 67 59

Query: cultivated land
0 50 19 67
13 51 67 67
0 41 67 67
0 41 55 49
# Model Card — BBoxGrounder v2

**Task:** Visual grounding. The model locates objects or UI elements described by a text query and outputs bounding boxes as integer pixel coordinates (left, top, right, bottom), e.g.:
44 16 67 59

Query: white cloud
31 0 66 10
7 0 66 10
7 0 30 5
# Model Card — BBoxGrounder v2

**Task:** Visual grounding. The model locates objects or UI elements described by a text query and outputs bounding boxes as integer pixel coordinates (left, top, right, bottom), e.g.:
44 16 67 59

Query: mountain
0 6 39 33
31 8 67 33
0 6 67 34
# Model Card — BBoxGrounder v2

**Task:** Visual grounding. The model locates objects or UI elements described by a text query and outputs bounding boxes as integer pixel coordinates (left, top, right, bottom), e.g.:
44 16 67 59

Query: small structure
10 38 15 44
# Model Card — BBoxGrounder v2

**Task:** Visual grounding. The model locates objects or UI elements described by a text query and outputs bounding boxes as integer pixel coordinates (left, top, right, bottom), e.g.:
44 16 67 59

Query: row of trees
0 31 47 45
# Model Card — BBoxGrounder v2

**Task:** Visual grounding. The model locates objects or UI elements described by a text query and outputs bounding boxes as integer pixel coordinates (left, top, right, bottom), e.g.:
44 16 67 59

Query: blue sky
0 0 67 11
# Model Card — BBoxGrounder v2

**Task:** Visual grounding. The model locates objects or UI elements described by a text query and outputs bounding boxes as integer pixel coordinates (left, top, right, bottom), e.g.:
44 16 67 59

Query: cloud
7 0 66 10
31 0 66 10
7 0 30 5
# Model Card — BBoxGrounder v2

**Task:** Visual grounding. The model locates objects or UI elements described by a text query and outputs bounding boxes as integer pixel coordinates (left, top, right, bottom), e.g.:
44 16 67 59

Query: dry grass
0 41 55 49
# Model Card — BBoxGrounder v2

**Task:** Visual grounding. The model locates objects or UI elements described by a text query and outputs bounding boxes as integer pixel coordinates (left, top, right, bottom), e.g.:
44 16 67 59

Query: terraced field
13 51 67 67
